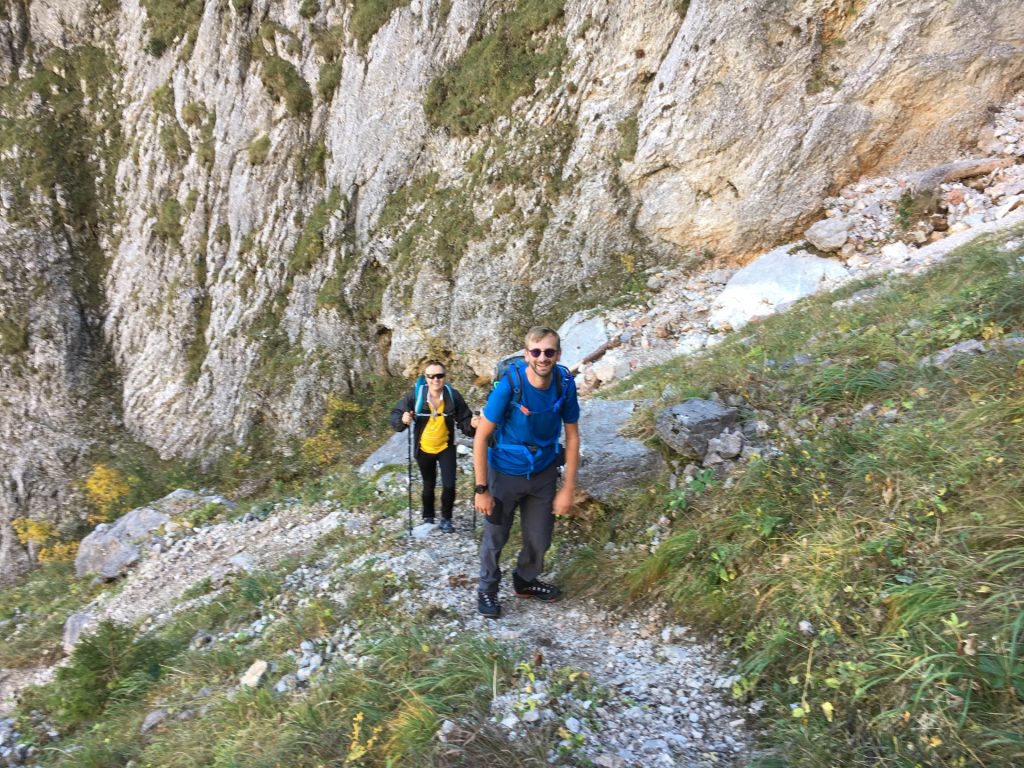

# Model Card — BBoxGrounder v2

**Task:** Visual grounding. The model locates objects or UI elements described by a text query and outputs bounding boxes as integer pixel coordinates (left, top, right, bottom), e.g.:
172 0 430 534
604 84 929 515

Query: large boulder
655 400 739 460
708 246 848 331
577 400 665 502
358 430 411 477
73 488 229 579
62 611 96 654
805 218 849 252
359 426 476 478
558 312 612 371
75 505 170 579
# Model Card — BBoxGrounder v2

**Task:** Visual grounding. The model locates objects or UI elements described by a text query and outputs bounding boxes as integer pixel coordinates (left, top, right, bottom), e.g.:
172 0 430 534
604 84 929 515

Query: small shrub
299 0 319 18
83 464 134 523
11 518 58 547
253 50 313 117
183 501 227 528
248 134 271 165
318 60 342 100
493 191 516 216
140 0 204 58
291 187 344 273
46 621 172 727
151 83 175 115
38 541 79 563
181 100 205 126
301 432 344 468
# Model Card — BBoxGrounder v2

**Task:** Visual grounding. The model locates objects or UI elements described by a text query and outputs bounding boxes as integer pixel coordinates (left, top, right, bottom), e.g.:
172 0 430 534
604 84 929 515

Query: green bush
45 621 173 727
181 99 205 126
291 187 344 273
318 60 342 100
299 0 320 18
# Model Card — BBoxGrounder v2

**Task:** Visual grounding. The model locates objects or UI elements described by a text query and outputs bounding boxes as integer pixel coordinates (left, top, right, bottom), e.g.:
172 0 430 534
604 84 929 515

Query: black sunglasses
528 348 558 359
425 373 446 380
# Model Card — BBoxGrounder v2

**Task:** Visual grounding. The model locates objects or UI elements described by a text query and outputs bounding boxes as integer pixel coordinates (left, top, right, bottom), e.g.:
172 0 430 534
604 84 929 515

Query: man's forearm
562 427 580 490
473 427 490 484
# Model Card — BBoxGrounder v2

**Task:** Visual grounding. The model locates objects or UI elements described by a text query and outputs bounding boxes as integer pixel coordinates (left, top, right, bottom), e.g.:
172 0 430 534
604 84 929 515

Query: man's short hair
525 326 560 349
424 360 446 372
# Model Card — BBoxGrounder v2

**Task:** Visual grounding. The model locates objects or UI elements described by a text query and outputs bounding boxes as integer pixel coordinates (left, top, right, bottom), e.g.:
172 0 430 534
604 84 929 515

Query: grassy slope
560 224 1024 766
3 227 1022 766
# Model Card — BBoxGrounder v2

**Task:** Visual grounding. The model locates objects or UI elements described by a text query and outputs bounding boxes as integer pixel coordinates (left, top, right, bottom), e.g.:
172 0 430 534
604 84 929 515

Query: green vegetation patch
424 0 567 135
291 187 345 273
0 317 29 355
375 172 485 303
0 45 124 318
247 134 271 164
0 562 104 669
351 0 411 50
152 196 184 243
185 250 211 384
570 228 1024 766
251 37 313 117
140 0 205 57
615 114 638 162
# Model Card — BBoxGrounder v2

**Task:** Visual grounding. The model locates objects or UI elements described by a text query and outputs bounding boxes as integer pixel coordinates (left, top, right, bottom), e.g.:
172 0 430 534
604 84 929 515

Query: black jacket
390 384 476 457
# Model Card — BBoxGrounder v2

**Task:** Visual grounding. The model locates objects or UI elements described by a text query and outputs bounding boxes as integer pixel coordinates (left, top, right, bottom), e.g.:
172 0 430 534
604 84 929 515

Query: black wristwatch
474 484 488 494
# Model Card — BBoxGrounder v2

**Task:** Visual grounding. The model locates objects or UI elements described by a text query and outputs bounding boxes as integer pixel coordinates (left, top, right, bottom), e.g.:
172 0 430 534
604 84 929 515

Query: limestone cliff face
627 0 1024 257
0 0 1022 580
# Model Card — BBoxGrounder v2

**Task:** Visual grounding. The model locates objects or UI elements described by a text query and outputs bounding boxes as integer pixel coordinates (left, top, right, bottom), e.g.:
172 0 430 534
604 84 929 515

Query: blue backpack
413 376 452 415
489 356 574 474
491 355 572 419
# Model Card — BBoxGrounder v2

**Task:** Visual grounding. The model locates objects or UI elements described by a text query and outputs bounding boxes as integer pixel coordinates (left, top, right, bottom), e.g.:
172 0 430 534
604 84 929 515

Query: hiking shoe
422 517 436 525
438 518 455 533
513 575 561 602
477 592 501 619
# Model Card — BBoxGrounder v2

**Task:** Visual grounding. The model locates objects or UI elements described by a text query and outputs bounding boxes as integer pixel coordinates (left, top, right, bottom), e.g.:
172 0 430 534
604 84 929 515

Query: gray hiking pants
478 463 558 594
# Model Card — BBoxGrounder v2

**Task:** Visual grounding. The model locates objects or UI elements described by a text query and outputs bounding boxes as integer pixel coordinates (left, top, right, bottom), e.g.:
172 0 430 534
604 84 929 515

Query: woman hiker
390 360 479 532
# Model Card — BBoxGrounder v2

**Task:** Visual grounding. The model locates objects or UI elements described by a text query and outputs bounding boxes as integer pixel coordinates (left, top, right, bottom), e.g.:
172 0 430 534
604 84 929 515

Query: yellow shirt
419 398 449 454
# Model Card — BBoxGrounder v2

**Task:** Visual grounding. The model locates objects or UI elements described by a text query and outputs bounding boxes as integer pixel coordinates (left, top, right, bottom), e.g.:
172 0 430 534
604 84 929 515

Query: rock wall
1 0 1022 580
627 0 1024 258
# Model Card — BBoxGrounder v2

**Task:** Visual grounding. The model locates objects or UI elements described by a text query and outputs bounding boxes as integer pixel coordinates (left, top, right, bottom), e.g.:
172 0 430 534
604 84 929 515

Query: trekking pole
407 419 413 537
473 410 480 535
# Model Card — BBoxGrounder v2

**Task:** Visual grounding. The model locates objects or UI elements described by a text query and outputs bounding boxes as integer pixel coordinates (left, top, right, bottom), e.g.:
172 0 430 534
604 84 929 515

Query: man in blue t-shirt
472 326 581 619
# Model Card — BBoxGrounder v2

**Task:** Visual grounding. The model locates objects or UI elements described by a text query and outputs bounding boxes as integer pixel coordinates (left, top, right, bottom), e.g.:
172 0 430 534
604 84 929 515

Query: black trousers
416 445 457 520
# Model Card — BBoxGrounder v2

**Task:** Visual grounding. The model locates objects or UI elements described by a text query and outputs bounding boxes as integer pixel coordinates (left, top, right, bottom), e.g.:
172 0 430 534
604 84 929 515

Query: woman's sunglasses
528 348 558 359
425 373 446 380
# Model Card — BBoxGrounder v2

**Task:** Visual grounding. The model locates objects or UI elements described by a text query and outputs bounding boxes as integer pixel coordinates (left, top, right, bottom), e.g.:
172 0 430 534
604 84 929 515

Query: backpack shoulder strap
414 379 427 414
506 362 524 404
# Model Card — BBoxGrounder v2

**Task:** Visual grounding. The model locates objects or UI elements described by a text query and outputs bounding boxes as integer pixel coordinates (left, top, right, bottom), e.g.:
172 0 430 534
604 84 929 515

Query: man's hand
552 485 574 517
474 490 494 516
470 414 480 429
